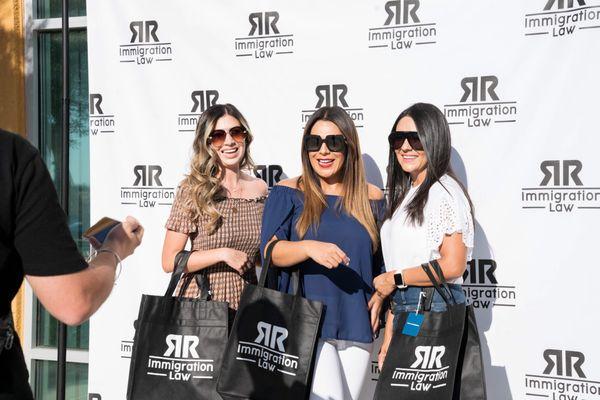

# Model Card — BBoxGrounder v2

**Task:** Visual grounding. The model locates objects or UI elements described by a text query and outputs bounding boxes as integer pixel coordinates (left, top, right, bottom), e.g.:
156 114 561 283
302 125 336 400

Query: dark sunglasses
208 126 248 147
388 131 423 151
303 134 347 153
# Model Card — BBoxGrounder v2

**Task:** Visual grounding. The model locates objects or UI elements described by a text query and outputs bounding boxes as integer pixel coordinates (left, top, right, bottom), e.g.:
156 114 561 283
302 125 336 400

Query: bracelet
97 248 123 283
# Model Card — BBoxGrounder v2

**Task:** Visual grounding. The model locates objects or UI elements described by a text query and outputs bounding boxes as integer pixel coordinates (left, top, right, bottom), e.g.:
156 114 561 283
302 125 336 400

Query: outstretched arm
27 217 144 326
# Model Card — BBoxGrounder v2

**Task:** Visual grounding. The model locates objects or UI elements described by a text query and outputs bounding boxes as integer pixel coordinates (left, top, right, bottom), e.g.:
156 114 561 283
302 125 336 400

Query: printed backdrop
86 0 600 399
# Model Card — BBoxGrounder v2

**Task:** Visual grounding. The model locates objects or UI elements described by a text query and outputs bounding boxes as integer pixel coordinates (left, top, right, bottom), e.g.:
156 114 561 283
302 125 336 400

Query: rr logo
191 90 219 113
411 346 445 369
543 349 586 378
164 334 200 358
249 12 280 36
544 0 585 10
384 0 420 25
254 165 283 188
315 84 349 108
460 76 499 103
463 259 498 285
254 322 288 352
89 94 103 115
540 160 583 186
133 165 163 187
129 20 159 43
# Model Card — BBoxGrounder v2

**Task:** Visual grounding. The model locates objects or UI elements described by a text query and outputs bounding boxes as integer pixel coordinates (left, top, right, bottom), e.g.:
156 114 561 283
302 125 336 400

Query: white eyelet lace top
380 174 474 284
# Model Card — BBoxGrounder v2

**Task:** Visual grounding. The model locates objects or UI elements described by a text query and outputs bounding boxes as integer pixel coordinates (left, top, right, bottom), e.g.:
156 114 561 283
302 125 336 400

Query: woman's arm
265 236 350 269
374 231 468 297
401 231 467 284
161 230 250 274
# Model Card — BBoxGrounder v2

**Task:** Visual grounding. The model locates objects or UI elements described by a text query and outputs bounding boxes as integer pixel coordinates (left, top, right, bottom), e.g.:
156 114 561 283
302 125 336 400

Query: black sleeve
13 150 88 276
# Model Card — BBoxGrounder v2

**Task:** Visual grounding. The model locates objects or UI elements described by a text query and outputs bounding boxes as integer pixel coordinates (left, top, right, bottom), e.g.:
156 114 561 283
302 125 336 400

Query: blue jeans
391 285 466 329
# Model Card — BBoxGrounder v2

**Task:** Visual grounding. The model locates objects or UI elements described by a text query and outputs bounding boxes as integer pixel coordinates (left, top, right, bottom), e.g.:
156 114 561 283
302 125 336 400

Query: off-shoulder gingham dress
165 186 264 315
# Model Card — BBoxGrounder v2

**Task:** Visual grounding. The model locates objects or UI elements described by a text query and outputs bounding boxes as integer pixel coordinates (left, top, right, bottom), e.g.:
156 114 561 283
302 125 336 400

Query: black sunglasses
388 131 423 151
303 134 347 153
208 126 248 148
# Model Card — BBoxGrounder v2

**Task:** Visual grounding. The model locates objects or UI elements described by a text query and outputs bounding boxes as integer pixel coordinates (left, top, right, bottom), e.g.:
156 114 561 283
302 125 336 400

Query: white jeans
309 339 373 400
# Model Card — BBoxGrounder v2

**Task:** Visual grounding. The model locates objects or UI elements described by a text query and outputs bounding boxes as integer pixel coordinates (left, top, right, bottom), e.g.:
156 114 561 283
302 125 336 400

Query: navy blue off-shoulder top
259 185 385 344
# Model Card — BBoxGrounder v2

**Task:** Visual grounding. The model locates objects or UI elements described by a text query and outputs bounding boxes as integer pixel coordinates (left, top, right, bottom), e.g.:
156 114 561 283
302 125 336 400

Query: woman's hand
378 310 395 370
373 271 397 299
378 338 391 371
220 248 252 275
302 240 350 269
368 293 384 334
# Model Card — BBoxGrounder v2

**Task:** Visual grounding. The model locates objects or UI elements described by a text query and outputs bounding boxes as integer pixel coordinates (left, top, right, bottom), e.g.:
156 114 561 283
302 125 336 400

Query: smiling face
395 116 428 183
210 114 246 169
307 120 346 182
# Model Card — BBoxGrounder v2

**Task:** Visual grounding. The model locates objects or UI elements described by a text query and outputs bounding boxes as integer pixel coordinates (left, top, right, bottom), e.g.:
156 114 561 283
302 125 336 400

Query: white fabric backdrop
86 1 600 398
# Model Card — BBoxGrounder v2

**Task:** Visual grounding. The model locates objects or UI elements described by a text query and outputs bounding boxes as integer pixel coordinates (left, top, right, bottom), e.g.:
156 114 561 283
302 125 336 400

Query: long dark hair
386 102 473 225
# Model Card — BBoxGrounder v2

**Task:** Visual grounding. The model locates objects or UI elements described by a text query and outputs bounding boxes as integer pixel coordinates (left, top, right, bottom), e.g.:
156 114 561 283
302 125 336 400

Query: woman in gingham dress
161 103 267 323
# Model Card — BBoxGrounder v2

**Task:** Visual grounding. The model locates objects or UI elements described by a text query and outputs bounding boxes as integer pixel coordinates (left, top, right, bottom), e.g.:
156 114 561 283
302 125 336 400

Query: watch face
394 272 404 286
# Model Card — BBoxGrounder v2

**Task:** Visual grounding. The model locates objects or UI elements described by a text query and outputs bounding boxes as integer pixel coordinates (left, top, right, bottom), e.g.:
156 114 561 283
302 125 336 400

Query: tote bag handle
421 260 456 305
165 250 211 301
430 259 457 304
258 240 303 296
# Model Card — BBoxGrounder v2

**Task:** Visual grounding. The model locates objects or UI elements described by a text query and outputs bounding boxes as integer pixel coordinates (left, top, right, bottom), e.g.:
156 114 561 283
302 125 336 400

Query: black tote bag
429 261 488 400
126 251 229 400
374 261 466 400
216 240 323 400
454 292 487 399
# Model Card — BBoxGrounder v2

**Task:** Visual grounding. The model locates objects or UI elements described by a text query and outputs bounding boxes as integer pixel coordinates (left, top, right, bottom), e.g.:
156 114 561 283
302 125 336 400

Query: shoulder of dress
367 183 385 201
175 181 193 197
429 176 461 199
426 176 472 218
244 173 269 196
276 176 301 189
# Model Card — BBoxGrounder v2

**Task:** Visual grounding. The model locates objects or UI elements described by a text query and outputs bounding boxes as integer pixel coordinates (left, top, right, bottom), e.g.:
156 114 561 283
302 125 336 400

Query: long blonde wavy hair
297 106 379 250
181 103 254 234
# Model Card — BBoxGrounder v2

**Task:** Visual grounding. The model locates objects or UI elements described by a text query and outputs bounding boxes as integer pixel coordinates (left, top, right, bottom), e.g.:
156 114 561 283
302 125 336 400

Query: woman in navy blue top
260 106 385 400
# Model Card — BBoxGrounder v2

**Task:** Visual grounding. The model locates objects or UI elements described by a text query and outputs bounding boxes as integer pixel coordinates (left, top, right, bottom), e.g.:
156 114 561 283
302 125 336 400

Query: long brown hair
181 103 254 234
297 106 379 250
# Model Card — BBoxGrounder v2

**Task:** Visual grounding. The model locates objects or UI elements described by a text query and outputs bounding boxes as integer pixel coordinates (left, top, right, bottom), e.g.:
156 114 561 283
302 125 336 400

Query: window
32 361 88 400
23 1 90 398
36 0 86 19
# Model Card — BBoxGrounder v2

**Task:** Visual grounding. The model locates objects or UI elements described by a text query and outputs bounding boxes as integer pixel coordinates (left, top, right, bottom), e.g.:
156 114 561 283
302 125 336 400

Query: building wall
1 0 26 337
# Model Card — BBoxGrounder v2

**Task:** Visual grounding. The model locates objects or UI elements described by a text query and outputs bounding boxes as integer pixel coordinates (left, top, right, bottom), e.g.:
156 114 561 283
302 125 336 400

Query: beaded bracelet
97 248 123 283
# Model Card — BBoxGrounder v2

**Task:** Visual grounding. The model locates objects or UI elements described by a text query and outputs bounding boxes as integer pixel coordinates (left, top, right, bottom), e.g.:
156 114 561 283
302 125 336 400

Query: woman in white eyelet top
380 174 474 284
373 102 475 371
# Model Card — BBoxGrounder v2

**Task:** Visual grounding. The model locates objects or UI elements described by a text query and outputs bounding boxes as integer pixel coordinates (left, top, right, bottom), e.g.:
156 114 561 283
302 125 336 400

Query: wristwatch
394 270 407 289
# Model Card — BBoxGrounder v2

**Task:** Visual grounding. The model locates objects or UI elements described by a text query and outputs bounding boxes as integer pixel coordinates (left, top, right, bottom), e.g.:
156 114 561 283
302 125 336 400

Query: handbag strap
165 250 211 301
290 268 302 296
258 240 303 296
421 262 452 305
421 287 435 312
429 259 457 303
258 240 280 288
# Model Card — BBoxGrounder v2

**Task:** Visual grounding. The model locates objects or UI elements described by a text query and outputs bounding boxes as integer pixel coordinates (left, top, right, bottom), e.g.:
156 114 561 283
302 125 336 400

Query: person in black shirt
0 129 144 399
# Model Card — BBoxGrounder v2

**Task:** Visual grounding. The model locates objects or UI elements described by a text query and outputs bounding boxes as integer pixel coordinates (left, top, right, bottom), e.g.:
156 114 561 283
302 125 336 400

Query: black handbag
453 285 487 399
374 260 467 400
428 261 488 400
216 240 323 400
126 251 229 400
